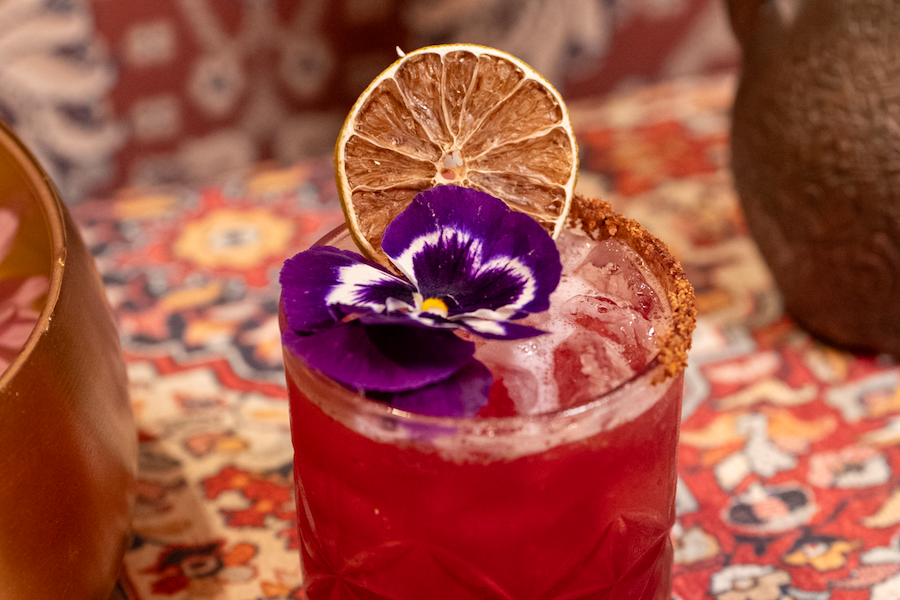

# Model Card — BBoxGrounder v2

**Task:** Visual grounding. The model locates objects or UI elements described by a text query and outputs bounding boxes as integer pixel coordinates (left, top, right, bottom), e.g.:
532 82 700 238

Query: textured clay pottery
0 121 137 599
727 0 900 354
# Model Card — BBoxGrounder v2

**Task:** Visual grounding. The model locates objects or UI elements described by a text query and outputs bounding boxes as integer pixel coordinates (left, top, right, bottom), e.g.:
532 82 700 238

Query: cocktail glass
280 195 695 599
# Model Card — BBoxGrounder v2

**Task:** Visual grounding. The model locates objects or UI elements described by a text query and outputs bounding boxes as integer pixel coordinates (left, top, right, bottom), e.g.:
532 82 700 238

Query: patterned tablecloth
73 72 900 600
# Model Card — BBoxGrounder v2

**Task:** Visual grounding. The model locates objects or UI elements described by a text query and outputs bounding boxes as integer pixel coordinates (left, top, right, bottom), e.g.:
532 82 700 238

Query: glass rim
0 119 67 389
284 340 672 429
283 194 696 428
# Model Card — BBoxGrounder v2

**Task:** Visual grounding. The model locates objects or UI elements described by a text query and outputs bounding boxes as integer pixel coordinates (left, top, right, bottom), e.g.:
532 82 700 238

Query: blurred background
1 0 738 204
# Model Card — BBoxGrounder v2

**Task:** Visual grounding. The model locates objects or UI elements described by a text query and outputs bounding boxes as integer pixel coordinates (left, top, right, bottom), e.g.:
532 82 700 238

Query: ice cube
555 228 600 274
553 328 634 409
559 295 657 370
575 240 661 318
474 331 564 416
474 233 670 416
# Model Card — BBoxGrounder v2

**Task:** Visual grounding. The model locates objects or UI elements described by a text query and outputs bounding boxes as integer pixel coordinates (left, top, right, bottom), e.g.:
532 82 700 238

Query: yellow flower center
421 297 449 316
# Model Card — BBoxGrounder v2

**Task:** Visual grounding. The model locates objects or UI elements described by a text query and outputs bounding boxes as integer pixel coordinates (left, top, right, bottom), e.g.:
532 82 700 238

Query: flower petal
381 185 561 317
358 311 456 331
458 318 548 340
380 359 493 418
280 246 414 332
358 308 542 340
282 320 475 392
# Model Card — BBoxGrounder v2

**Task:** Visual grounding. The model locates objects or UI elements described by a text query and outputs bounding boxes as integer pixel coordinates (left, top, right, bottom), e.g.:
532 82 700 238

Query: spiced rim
566 194 696 384
283 194 696 427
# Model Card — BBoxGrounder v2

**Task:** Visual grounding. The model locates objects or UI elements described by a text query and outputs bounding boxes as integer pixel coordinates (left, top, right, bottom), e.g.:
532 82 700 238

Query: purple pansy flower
280 185 562 417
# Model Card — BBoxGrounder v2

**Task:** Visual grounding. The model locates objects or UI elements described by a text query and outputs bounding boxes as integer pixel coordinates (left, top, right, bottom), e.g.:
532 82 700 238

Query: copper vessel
0 121 137 599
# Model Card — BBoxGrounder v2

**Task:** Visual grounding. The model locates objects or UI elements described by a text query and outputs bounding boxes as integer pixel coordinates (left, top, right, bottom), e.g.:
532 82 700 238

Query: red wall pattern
1 0 738 201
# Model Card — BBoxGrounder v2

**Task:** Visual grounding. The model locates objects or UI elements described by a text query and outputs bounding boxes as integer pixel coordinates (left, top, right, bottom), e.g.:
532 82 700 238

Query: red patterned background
0 0 737 204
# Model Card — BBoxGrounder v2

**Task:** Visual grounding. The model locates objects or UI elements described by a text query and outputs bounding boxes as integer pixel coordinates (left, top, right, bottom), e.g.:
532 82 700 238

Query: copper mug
0 121 137 599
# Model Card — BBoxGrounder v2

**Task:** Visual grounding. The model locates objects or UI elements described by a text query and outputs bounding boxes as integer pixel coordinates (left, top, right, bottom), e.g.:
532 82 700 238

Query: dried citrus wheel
335 44 578 266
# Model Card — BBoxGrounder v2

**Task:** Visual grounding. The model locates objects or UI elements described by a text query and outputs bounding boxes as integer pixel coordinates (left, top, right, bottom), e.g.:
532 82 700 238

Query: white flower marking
326 263 406 311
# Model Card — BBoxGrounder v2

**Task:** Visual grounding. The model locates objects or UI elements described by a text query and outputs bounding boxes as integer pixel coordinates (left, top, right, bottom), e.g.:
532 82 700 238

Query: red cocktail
281 195 695 599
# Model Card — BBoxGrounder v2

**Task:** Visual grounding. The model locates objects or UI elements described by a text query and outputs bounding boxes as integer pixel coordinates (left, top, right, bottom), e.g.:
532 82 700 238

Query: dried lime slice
335 44 578 266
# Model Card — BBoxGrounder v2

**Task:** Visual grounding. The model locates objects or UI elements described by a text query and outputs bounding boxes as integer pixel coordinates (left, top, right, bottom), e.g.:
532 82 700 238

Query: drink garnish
280 185 562 417
334 44 578 269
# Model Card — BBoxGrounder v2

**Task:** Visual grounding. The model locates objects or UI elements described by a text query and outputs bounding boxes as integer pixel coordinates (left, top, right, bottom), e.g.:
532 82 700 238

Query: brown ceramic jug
727 0 900 354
